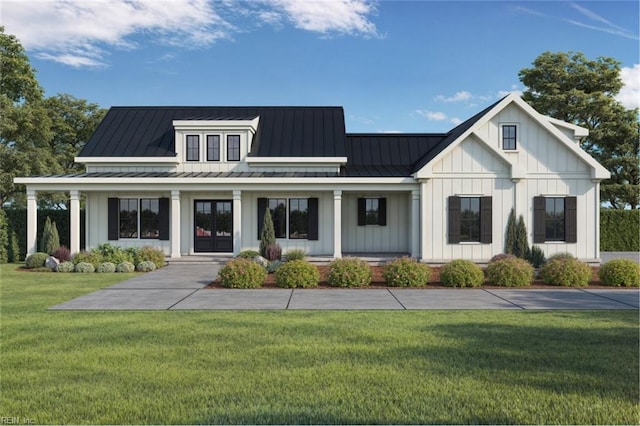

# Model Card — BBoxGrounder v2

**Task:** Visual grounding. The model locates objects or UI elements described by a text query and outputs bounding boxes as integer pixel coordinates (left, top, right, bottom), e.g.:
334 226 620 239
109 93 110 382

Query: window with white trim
186 135 200 161
227 135 240 161
501 124 517 150
206 135 220 161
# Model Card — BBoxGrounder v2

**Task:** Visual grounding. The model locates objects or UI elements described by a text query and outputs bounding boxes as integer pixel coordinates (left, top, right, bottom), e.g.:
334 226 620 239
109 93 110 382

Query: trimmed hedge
486 257 534 287
440 260 484 288
599 259 640 287
601 209 640 251
540 256 591 287
275 260 320 288
327 257 372 287
382 257 431 287
219 258 266 288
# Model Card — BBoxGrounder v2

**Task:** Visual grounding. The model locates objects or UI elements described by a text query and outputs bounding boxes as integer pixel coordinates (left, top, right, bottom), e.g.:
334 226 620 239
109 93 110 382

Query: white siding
432 136 509 176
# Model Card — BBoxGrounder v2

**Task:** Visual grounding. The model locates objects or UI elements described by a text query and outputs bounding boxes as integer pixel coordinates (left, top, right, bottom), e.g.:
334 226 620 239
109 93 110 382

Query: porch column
69 190 81 255
26 188 37 257
419 180 429 261
233 190 242 256
333 190 342 259
411 190 420 258
170 190 181 258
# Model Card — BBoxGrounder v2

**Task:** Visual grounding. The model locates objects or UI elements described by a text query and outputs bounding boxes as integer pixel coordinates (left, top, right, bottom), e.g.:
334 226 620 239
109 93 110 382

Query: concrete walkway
49 264 639 311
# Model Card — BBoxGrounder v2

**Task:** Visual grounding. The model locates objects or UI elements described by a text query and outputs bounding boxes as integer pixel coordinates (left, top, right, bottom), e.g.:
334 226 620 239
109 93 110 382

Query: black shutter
357 198 366 226
480 196 492 244
307 198 319 240
158 197 170 241
378 198 387 226
108 198 119 241
533 196 546 243
448 196 460 244
257 198 267 239
565 196 577 243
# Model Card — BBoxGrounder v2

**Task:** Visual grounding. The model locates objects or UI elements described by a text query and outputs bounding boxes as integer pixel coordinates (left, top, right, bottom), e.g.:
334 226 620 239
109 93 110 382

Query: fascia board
75 156 179 164
173 117 260 133
546 116 589 138
246 157 348 166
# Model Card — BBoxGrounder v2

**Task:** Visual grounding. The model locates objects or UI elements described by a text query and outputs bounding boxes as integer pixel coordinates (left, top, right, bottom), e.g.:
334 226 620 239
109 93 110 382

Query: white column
419 181 429 261
69 190 80 255
170 190 181 258
26 189 37 257
594 181 601 262
233 190 242 256
333 190 342 259
411 190 420 258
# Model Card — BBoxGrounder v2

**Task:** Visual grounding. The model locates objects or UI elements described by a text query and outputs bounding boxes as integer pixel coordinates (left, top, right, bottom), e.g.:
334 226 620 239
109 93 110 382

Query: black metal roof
79 106 346 158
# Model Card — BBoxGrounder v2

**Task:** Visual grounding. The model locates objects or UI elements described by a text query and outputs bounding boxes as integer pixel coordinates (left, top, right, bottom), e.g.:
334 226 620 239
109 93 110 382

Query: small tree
504 209 517 255
260 208 276 257
0 209 8 263
40 216 60 254
514 215 531 259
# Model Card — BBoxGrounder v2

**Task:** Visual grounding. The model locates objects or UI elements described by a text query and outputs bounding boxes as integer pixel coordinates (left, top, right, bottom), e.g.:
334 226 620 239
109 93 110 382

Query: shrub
548 252 574 261
266 260 283 274
264 243 282 262
486 257 534 287
275 260 320 288
328 258 373 287
237 250 260 259
490 253 516 263
504 209 517 256
0 208 8 263
527 245 546 268
601 209 640 251
97 262 116 273
382 257 431 287
40 217 60 255
57 261 75 273
440 260 484 288
285 249 307 261
136 261 156 272
8 229 21 262
219 258 266 288
72 251 104 269
94 243 134 264
134 246 165 268
260 208 276 257
25 252 49 269
514 215 530 259
116 261 135 273
599 259 640 287
52 245 71 262
75 262 95 273
540 256 591 287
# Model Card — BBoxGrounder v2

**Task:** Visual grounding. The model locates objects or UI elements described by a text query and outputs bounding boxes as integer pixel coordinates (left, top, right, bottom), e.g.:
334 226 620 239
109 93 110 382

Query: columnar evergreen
504 209 517 255
514 215 531 259
0 208 8 263
260 208 276 257
40 216 60 254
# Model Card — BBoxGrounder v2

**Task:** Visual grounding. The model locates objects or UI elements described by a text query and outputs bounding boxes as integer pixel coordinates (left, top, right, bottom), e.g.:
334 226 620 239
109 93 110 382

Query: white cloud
2 0 379 68
435 91 472 103
617 64 640 109
450 117 463 125
497 85 523 99
416 110 447 121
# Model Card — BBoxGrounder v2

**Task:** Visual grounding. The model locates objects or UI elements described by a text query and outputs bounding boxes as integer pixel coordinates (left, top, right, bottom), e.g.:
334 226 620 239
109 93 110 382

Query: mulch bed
206 265 616 289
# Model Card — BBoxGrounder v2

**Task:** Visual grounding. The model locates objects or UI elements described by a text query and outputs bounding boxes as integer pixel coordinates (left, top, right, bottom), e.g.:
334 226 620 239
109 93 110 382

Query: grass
1 264 638 425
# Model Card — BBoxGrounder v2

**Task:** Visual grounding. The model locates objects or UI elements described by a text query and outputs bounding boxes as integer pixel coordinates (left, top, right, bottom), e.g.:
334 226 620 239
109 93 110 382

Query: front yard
1 264 638 424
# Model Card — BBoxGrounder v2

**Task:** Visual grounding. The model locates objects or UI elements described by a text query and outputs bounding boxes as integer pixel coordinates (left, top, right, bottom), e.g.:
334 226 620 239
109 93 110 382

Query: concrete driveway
49 264 639 311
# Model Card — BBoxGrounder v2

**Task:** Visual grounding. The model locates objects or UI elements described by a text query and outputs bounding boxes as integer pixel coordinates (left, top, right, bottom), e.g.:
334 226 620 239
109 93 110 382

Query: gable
431 136 510 176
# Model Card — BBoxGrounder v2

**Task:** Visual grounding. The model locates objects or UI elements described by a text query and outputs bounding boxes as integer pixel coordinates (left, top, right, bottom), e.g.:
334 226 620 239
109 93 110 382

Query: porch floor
165 252 411 265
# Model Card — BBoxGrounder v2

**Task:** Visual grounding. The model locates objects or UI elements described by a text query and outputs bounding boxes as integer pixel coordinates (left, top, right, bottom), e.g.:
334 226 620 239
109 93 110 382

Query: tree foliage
519 51 639 209
260 208 276 257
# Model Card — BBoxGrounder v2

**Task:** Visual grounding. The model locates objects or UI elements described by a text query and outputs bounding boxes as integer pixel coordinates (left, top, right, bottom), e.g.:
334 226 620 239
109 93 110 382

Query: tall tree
519 51 639 209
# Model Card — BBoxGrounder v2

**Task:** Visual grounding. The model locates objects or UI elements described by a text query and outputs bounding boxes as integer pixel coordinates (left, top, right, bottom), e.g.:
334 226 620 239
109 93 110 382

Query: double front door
194 200 233 252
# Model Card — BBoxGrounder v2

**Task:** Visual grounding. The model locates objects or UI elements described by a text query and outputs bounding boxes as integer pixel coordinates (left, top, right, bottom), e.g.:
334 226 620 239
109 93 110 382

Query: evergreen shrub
97 262 116 273
527 245 546 268
0 209 8 263
237 250 260 259
75 262 95 273
600 209 640 251
116 261 135 273
275 260 320 288
260 208 276 257
540 256 591 287
57 261 75 273
599 259 640 287
219 258 266 288
266 260 283 274
40 217 61 255
94 243 134 264
328 257 372 287
382 257 430 287
72 251 104 269
136 261 156 272
25 252 49 269
440 259 484 287
486 257 534 287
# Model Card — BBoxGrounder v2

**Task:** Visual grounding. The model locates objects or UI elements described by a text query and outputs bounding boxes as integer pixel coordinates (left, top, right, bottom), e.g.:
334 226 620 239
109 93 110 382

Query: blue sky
3 0 638 133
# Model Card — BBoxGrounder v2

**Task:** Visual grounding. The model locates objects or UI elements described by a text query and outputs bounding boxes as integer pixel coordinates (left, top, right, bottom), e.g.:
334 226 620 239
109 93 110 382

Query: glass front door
194 200 233 252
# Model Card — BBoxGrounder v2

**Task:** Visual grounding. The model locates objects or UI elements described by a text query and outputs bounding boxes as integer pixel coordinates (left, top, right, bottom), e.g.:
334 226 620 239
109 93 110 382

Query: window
460 197 480 242
357 198 387 226
207 135 220 161
448 196 492 244
119 199 138 238
186 135 200 161
289 199 308 239
534 196 576 243
227 135 240 161
502 124 517 150
268 198 287 239
140 199 160 239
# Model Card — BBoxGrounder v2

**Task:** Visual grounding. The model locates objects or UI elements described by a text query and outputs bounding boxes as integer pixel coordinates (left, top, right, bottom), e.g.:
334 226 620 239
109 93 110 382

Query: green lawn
1 264 638 425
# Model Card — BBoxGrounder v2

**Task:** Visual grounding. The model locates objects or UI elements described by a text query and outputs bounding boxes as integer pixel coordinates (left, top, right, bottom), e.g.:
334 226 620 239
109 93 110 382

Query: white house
16 94 610 263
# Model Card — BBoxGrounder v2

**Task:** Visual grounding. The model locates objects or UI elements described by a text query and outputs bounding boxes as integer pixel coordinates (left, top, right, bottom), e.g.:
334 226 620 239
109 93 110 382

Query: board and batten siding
341 192 411 253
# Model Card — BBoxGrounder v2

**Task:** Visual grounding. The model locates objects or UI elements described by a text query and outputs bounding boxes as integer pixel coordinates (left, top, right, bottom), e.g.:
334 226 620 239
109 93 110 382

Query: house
16 94 610 263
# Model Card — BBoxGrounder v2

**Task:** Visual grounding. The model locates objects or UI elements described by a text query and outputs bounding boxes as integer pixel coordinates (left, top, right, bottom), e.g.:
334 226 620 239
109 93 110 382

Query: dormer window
227 135 240 161
186 135 200 161
501 124 517 150
207 135 220 161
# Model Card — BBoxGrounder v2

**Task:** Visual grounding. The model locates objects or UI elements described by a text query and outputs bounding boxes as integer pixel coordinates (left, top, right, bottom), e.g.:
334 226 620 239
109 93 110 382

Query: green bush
94 243 134 264
260 208 276 257
0 208 9 263
116 261 135 273
236 250 260 259
72 251 104 269
327 258 372 287
219 258 266 288
40 216 60 255
275 260 320 288
57 261 75 273
75 262 95 273
285 249 307 261
7 229 21 262
382 257 430 287
136 261 156 272
548 252 574 261
266 260 283 274
601 209 640 251
599 259 640 287
440 260 484 288
527 245 546 268
540 257 591 287
25 252 49 269
486 257 534 287
97 262 116 273
134 246 165 268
